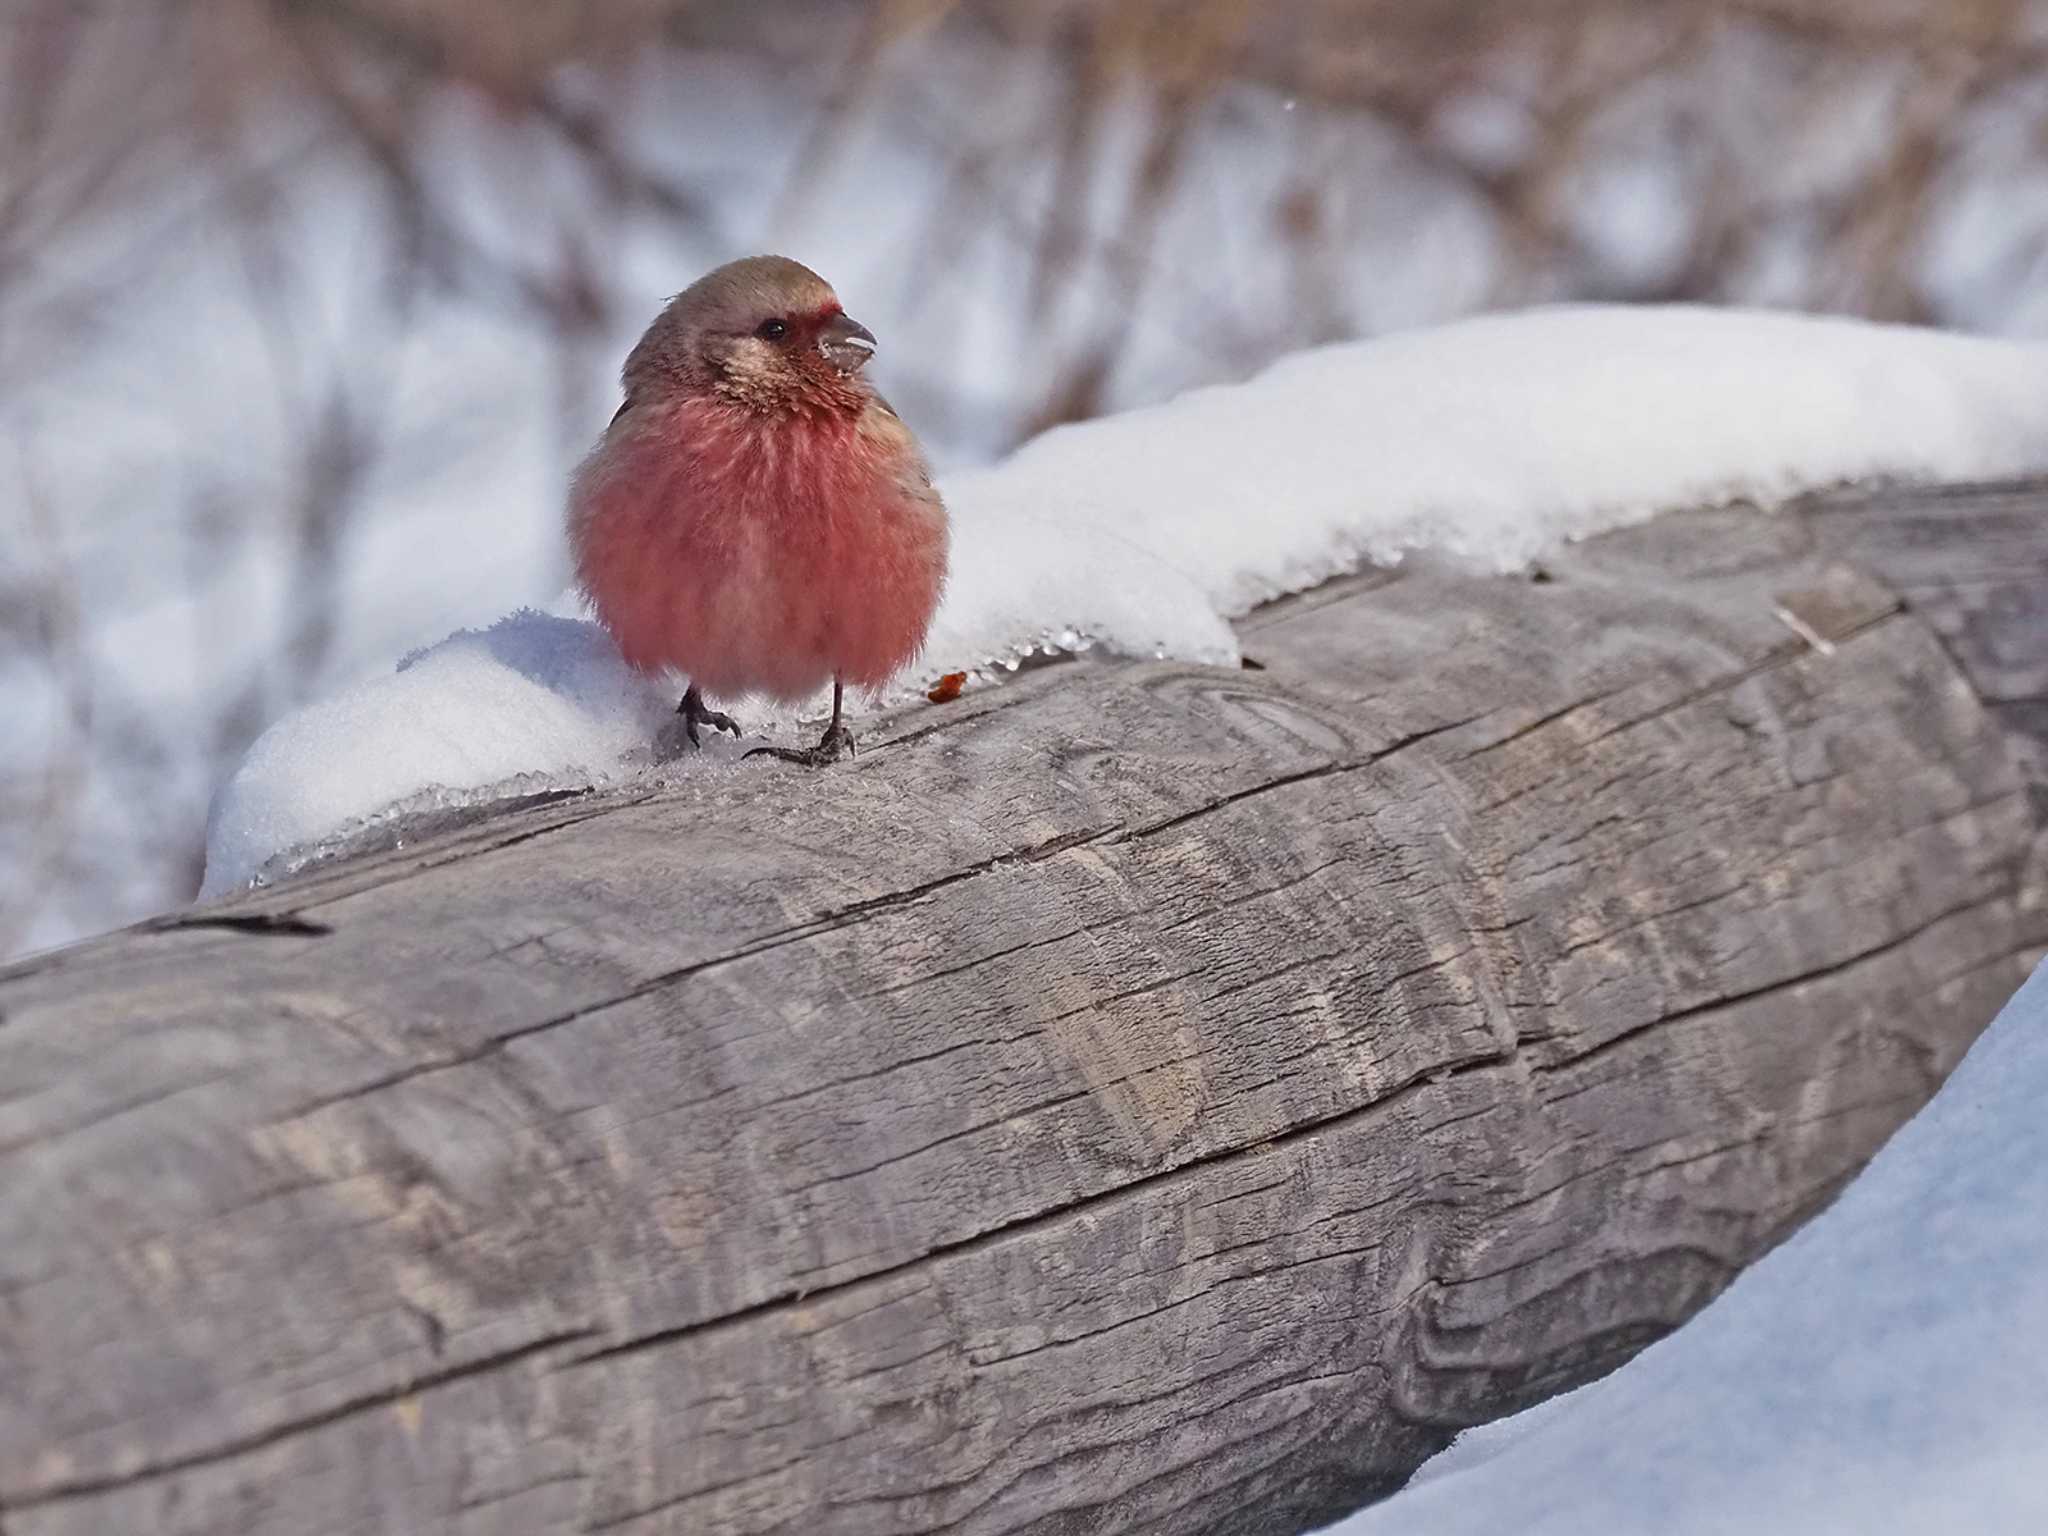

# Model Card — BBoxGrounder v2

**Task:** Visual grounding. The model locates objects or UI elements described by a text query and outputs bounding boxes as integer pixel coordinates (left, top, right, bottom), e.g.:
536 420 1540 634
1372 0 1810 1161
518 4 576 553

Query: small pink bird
570 256 948 765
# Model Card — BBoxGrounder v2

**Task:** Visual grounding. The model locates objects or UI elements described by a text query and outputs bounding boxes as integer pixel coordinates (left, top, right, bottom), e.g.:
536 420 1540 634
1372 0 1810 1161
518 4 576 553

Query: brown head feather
620 255 867 417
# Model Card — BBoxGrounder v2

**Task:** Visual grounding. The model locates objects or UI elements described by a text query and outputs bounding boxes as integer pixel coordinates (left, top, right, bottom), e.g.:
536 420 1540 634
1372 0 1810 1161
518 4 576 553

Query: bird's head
623 255 878 417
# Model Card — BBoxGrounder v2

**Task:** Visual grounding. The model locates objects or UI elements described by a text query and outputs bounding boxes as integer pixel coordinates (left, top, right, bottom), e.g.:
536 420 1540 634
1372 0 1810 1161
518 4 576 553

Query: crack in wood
146 913 335 939
261 821 1134 1129
852 913 1132 1001
1119 710 1492 847
562 1045 1521 1374
3 1328 597 1511
1457 683 1630 763
1534 886 2012 1079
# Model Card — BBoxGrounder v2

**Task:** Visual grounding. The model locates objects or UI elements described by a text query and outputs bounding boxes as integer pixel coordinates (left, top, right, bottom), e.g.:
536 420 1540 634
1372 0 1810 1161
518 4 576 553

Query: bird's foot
745 723 856 768
677 692 742 749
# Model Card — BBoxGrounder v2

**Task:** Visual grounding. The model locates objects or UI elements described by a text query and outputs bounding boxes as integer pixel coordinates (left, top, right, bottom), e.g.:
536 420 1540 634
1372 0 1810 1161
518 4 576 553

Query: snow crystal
1320 955 2048 1536
202 305 2048 896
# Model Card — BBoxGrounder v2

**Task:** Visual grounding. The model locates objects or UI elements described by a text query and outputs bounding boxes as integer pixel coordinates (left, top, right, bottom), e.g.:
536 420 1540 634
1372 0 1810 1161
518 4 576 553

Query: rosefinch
569 256 949 765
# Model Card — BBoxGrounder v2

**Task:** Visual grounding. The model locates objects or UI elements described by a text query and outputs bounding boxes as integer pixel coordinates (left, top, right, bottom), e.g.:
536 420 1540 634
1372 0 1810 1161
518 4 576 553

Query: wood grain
2 487 2043 1536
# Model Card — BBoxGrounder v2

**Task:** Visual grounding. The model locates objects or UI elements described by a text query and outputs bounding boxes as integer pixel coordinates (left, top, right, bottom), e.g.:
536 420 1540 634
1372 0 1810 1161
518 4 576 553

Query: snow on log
3 484 2045 1536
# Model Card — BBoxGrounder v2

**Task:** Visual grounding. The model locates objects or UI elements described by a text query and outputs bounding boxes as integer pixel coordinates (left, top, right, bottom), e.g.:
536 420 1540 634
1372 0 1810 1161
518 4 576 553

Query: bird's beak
819 313 877 374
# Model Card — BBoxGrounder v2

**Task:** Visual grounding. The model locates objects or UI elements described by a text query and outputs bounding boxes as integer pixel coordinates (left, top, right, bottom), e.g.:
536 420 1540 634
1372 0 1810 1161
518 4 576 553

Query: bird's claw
677 692 742 750
745 724 856 768
685 710 741 749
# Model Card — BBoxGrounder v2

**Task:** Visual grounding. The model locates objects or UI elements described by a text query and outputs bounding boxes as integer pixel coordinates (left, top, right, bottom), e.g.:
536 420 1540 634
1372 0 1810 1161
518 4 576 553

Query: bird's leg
817 679 857 759
677 683 741 749
746 679 857 767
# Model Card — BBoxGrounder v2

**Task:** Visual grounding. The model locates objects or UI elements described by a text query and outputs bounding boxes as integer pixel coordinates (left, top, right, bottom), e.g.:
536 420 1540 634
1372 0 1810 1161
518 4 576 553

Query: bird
569 255 949 766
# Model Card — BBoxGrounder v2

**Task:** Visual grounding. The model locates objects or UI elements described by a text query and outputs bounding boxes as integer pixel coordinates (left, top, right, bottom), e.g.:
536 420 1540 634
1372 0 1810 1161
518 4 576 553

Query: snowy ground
202 304 2048 895
1320 953 2048 1536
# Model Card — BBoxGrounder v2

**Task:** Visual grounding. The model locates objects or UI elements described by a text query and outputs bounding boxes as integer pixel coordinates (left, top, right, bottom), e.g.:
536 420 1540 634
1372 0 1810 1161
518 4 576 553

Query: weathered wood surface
4 486 2046 1536
1807 478 2048 793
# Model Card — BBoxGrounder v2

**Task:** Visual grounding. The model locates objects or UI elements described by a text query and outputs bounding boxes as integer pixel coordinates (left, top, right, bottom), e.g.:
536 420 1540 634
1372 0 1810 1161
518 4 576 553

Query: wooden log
3 488 2044 1536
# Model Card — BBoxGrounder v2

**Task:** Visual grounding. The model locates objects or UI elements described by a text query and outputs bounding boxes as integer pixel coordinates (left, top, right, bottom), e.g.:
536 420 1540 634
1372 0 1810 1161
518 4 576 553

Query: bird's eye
756 318 788 341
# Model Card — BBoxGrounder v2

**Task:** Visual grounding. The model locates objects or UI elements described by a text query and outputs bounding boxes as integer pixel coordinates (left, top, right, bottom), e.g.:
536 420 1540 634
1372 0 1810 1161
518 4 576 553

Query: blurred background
5 0 2048 959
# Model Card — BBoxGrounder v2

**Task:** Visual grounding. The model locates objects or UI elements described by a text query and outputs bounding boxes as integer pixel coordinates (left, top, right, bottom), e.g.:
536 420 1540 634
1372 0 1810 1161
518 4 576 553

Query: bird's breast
572 398 946 701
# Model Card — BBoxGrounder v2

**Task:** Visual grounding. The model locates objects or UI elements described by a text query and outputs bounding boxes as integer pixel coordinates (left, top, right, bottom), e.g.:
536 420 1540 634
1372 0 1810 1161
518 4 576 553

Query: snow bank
1320 955 2048 1536
941 304 2048 639
202 611 680 896
202 305 2048 895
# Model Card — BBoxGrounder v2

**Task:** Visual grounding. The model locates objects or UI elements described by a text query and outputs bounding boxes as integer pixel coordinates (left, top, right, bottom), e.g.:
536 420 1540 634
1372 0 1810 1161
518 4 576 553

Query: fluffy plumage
569 256 948 759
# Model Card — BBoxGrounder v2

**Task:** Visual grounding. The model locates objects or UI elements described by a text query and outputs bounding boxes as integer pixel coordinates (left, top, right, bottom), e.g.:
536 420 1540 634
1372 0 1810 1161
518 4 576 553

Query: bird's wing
861 393 938 494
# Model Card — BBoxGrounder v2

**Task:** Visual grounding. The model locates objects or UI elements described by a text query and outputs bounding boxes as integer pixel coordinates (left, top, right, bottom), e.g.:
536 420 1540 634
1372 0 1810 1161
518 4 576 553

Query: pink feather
571 392 947 705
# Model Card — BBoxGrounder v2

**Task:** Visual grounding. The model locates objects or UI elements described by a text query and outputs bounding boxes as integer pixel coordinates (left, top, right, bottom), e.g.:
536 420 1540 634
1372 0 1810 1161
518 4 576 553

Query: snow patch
203 611 673 895
201 305 2048 896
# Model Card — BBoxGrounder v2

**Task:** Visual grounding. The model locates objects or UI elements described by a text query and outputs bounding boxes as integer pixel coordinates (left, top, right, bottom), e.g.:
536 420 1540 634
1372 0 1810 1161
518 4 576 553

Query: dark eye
756 318 788 341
